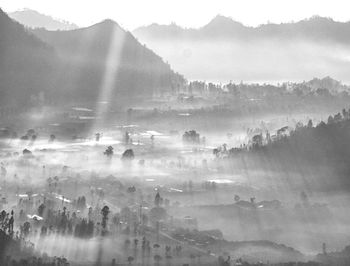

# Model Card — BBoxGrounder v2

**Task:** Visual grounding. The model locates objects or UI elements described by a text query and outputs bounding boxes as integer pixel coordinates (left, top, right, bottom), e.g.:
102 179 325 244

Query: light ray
92 23 126 133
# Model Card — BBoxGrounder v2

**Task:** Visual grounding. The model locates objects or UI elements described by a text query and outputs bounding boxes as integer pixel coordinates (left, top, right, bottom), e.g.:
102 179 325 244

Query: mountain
0 8 184 109
135 15 350 42
133 15 350 83
0 8 56 108
8 8 78 30
201 15 249 37
31 19 184 103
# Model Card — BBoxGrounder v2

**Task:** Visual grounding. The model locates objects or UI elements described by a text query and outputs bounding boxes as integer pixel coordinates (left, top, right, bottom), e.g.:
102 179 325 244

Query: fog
134 38 350 83
2 6 350 266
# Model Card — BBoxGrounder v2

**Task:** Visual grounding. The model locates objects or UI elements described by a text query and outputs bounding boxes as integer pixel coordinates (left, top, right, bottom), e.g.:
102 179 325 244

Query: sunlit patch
69 138 121 146
71 107 93 112
54 193 72 203
207 179 234 184
115 124 139 128
169 188 183 192
146 130 163 136
27 214 44 220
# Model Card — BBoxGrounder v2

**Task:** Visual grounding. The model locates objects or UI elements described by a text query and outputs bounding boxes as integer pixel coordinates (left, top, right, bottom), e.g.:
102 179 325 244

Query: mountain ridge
134 14 350 43
9 8 78 31
132 14 350 83
0 8 185 108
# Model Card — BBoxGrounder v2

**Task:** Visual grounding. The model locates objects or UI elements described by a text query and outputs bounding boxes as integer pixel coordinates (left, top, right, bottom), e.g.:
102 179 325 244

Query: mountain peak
100 18 118 25
211 15 233 23
205 15 244 28
91 19 122 30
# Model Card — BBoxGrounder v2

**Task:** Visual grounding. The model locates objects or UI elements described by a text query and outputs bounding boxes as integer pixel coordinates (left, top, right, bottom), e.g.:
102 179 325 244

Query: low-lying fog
1 108 350 261
136 39 350 83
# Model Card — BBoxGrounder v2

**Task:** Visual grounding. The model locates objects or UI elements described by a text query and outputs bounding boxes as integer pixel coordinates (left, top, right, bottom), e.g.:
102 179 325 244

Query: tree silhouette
101 205 110 236
104 146 114 157
122 149 135 160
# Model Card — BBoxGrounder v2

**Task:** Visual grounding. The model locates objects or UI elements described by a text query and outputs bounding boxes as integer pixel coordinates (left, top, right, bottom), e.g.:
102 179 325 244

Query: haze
2 0 350 30
2 1 350 266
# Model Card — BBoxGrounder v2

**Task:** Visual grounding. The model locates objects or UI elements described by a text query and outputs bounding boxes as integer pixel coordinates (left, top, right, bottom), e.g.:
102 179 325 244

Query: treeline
256 108 350 163
186 76 350 98
233 108 350 189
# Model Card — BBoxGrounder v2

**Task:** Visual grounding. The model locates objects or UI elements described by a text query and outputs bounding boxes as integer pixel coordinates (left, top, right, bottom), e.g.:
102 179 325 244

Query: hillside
228 108 350 190
0 8 56 108
0 9 185 109
32 19 185 103
9 8 78 30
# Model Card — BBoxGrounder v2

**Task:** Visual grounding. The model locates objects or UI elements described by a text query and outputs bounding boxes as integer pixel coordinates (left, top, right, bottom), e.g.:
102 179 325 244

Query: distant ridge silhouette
9 8 78 31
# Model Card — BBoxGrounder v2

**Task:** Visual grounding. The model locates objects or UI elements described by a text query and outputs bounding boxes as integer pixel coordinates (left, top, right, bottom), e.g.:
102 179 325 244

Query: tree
127 256 134 265
23 149 32 156
307 119 313 128
104 146 114 157
327 115 334 124
125 132 130 145
101 205 110 236
218 255 231 266
234 195 240 202
213 148 220 158
38 203 45 217
49 134 56 143
127 186 136 193
95 133 101 142
122 149 134 160
22 221 31 237
182 130 200 144
154 192 162 207
30 134 37 144
252 134 263 149
323 242 327 255
334 112 342 123
27 129 35 136
20 135 29 140
317 121 327 128
154 255 162 266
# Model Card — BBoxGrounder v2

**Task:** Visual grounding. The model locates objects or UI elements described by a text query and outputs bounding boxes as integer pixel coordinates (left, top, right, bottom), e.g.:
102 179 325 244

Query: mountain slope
232 109 350 190
0 8 56 108
133 15 350 83
9 9 78 30
31 19 185 103
0 9 184 108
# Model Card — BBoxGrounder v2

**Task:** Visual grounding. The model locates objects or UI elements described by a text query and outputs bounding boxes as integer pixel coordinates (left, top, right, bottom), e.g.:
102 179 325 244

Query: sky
2 0 350 30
